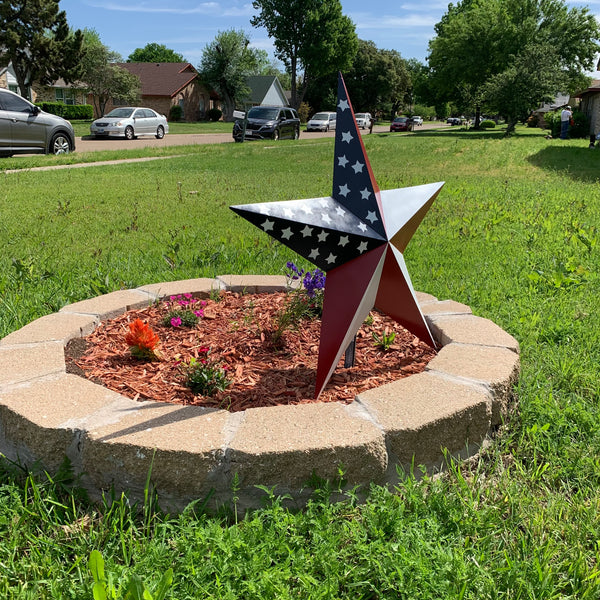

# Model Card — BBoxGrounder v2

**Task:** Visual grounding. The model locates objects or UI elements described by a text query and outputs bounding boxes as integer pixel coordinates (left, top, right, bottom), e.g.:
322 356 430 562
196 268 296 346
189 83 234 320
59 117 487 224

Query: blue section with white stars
332 76 386 239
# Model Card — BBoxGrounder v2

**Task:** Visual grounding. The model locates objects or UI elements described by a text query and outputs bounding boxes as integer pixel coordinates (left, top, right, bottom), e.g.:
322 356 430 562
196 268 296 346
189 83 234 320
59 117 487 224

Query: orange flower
125 319 160 359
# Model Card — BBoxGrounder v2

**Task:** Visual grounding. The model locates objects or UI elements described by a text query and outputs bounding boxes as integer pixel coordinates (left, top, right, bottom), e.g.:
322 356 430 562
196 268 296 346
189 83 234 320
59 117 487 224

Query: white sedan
90 107 169 140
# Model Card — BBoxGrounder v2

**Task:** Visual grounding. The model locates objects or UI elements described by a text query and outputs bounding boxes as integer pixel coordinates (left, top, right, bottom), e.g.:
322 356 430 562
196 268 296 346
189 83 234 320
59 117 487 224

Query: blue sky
60 0 600 76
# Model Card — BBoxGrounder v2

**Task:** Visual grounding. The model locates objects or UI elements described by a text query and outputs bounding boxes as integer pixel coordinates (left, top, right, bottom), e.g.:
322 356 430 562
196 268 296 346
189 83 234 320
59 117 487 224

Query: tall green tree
198 30 263 121
80 30 140 117
251 0 358 108
427 0 600 132
343 41 410 117
0 0 83 98
127 43 185 63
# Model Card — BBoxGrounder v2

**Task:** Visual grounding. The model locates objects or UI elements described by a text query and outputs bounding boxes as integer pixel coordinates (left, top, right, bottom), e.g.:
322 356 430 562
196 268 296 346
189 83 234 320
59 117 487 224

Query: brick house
103 62 219 121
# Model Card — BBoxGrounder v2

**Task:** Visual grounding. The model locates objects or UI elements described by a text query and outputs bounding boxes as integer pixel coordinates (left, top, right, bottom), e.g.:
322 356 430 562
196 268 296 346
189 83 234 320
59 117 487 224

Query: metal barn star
231 73 444 398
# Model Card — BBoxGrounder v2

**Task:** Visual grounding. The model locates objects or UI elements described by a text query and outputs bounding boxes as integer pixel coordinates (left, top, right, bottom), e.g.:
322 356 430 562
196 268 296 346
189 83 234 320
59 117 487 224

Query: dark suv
0 88 75 157
233 106 300 142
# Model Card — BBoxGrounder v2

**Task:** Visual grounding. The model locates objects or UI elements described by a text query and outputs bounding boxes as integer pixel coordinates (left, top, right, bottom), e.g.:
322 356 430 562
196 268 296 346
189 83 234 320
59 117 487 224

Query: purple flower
194 310 204 318
170 317 182 328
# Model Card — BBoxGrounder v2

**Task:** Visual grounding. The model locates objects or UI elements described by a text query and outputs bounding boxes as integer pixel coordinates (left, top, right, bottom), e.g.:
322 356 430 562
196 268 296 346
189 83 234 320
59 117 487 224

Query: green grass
1 126 600 598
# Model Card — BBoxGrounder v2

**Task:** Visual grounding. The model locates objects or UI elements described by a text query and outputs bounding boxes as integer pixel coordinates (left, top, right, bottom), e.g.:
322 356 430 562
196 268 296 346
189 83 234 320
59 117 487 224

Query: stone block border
0 275 519 512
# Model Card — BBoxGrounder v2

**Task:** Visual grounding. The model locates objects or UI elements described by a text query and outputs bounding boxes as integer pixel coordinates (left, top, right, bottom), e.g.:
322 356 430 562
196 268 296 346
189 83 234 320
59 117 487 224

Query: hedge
35 102 94 120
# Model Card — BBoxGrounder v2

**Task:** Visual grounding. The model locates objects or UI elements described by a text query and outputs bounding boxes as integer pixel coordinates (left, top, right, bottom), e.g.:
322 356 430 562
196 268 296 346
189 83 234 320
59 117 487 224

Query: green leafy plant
89 549 173 600
372 327 396 351
183 347 231 395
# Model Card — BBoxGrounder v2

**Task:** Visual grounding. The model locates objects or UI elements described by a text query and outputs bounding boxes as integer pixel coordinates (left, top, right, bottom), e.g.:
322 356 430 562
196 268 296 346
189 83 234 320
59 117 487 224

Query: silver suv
0 88 75 157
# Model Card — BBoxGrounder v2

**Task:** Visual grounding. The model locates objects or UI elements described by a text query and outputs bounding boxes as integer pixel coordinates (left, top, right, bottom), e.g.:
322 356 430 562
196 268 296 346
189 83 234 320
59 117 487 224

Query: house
575 79 600 136
104 62 219 121
244 75 288 108
34 77 87 106
531 92 571 127
0 63 24 96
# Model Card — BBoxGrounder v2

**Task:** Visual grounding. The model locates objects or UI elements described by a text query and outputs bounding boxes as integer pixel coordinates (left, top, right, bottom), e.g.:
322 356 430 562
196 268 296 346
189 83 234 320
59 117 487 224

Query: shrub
35 102 93 120
526 113 540 128
298 102 312 123
544 110 589 139
206 108 222 122
169 105 183 122
480 119 496 129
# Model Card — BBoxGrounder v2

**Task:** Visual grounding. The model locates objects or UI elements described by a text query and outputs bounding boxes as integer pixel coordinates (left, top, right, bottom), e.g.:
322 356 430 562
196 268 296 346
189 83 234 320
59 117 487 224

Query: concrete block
427 343 519 425
137 278 224 300
421 299 472 316
428 314 519 353
0 313 98 347
0 374 126 471
60 289 152 320
357 372 491 470
0 342 65 388
217 274 288 294
83 404 230 502
416 291 438 305
227 402 388 490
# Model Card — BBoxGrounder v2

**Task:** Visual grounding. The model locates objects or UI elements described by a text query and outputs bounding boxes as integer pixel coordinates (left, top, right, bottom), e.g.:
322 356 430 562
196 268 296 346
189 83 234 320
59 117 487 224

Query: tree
251 0 358 109
0 0 83 98
127 43 185 63
427 0 600 131
342 41 410 118
198 30 263 121
79 30 140 117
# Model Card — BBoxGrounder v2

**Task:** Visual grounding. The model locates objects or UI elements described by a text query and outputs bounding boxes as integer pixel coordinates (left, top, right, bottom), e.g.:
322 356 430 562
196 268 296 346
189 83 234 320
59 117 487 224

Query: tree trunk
290 56 298 109
474 104 481 130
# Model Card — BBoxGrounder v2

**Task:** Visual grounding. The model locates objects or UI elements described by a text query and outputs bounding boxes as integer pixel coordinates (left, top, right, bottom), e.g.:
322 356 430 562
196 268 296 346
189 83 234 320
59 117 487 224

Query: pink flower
171 317 182 328
194 310 204 318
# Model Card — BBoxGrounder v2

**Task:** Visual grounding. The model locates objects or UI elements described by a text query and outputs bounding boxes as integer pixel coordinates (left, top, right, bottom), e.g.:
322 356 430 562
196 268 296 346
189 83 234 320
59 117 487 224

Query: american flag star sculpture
231 73 444 398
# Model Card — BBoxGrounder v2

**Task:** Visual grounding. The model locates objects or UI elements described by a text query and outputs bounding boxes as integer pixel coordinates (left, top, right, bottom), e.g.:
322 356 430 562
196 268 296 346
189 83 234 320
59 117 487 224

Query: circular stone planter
0 275 519 513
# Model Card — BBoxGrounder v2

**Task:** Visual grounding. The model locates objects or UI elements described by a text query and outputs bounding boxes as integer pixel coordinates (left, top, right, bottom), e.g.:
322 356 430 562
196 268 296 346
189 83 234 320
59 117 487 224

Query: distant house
244 76 288 107
575 79 600 136
532 92 571 127
0 63 25 96
34 77 87 106
104 62 219 121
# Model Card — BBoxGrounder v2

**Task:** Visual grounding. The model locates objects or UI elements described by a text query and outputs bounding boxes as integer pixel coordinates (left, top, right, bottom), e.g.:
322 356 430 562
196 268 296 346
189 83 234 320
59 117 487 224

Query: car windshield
356 113 367 119
104 108 135 118
311 113 330 121
394 117 408 122
247 107 279 120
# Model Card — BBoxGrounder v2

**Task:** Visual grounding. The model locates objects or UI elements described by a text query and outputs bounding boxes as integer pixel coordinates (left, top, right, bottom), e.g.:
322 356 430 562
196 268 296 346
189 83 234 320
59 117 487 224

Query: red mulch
65 291 436 412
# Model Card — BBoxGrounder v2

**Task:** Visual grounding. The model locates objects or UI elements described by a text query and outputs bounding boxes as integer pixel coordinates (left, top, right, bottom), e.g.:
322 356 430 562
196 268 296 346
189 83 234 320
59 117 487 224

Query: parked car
90 107 169 140
0 88 75 157
355 112 372 129
390 116 413 132
412 115 424 126
446 117 463 126
306 111 336 132
233 106 300 142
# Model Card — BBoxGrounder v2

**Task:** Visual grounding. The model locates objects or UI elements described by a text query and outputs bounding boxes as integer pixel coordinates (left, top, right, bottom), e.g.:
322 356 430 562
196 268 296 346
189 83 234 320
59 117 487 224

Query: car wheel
50 133 71 155
293 127 299 140
273 129 280 141
125 126 135 140
325 125 329 132
155 126 165 139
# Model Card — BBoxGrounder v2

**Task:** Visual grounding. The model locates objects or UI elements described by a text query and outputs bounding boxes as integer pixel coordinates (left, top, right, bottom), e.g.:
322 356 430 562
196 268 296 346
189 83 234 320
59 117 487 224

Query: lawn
1 127 600 598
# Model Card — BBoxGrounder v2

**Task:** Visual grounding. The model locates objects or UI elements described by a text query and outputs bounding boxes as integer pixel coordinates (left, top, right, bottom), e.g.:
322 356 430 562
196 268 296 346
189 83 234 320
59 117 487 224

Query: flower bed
66 290 436 412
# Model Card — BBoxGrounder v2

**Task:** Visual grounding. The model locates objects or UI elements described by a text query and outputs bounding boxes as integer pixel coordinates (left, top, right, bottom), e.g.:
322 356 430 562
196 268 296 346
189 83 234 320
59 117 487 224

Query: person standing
560 105 572 139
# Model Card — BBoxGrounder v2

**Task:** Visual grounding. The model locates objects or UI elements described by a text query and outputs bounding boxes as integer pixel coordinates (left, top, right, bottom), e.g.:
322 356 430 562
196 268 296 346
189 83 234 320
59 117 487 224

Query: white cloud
86 1 221 14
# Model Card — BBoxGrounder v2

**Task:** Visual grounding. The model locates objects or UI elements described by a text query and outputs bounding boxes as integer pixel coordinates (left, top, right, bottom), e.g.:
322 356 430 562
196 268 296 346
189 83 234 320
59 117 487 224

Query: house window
178 98 185 119
8 84 18 93
55 88 76 105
